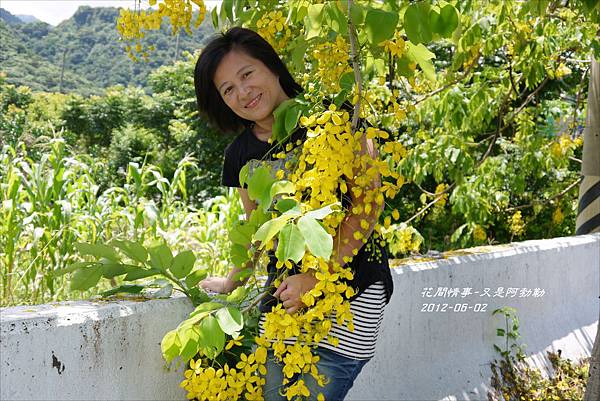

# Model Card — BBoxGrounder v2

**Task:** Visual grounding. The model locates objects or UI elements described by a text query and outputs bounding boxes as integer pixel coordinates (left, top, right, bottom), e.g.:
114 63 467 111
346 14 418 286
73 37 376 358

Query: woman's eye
223 87 232 95
243 71 252 78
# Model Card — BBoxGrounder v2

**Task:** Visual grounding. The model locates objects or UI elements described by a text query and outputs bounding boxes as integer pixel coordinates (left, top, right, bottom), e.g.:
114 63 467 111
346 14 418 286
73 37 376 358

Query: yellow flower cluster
379 222 423 256
434 183 449 208
379 31 406 58
311 36 353 92
550 134 580 158
509 210 525 237
552 207 564 225
180 354 266 400
116 0 206 61
254 102 408 400
472 224 487 242
256 10 292 51
554 63 572 79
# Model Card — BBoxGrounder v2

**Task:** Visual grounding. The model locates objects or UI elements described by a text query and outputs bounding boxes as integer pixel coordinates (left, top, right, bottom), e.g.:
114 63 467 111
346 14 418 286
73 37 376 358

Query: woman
194 27 393 401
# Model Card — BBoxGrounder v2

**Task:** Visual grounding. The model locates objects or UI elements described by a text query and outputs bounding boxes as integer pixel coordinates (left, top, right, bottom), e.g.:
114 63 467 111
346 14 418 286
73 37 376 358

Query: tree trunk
581 57 600 401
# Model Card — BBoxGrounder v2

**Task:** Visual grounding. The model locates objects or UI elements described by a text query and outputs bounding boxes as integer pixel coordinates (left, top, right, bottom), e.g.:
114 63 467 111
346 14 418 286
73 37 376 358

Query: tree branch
505 176 583 212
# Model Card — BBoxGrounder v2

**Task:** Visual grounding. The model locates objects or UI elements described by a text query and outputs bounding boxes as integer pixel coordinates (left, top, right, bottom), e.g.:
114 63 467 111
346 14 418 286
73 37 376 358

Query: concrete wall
1 234 598 401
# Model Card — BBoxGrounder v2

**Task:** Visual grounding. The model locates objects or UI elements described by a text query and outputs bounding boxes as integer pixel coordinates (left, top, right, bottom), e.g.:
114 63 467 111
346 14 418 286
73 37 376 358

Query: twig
506 77 550 121
404 183 456 225
505 176 583 212
347 0 362 131
414 63 474 105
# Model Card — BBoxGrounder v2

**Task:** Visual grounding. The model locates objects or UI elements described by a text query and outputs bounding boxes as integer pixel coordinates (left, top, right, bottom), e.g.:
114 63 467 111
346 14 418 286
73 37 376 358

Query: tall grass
0 136 239 307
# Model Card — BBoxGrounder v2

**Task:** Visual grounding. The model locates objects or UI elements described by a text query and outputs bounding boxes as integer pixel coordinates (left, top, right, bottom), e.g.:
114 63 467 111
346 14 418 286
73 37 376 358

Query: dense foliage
0 6 214 94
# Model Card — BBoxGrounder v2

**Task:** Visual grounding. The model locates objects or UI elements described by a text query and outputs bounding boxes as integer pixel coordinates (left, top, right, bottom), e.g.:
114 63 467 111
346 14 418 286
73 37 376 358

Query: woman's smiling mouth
245 93 262 108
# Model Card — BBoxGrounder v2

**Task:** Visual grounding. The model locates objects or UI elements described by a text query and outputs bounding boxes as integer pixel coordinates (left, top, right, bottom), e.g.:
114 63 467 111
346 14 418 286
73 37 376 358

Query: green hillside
0 6 214 94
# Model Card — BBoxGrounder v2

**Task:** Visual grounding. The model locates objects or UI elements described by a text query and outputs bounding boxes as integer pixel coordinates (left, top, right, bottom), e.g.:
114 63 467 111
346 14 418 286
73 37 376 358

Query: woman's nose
239 83 251 98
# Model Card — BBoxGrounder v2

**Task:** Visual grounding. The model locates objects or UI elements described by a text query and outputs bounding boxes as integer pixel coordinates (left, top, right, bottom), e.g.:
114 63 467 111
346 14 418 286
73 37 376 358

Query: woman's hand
273 273 318 314
200 277 236 294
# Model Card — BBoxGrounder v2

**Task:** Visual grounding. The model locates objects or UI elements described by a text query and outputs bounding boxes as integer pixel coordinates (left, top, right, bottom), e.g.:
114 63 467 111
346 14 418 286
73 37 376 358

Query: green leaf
226 286 248 303
148 243 173 272
53 261 95 277
211 6 218 28
496 328 505 337
185 269 208 288
187 287 211 305
430 4 459 37
305 3 325 39
215 307 244 335
297 216 333 260
275 198 299 213
198 315 225 359
101 263 133 279
231 268 253 282
272 99 296 143
304 202 341 220
325 1 348 35
161 329 181 363
284 107 302 135
124 268 161 281
239 163 250 187
178 325 200 362
230 243 250 267
406 41 436 81
270 180 295 200
247 166 277 211
74 242 120 262
170 250 196 279
350 1 366 24
275 223 306 263
291 39 309 72
404 3 432 44
364 8 398 45
111 240 148 264
101 284 145 297
143 283 173 299
71 264 103 291
229 224 253 246
222 0 234 22
339 72 355 92
450 223 468 243
190 302 223 317
254 215 290 247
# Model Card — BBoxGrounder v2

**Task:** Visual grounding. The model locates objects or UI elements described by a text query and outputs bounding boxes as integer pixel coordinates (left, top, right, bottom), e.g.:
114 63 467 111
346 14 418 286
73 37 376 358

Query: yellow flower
552 207 564 225
225 335 244 350
473 225 486 242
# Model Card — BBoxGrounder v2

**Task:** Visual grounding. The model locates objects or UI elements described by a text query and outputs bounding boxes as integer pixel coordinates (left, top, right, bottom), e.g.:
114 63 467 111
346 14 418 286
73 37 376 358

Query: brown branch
347 0 362 131
404 183 456 225
507 76 550 121
505 176 583 212
414 63 475 105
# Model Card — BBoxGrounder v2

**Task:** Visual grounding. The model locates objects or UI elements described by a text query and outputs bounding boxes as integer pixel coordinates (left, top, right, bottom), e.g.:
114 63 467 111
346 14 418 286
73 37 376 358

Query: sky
1 0 222 26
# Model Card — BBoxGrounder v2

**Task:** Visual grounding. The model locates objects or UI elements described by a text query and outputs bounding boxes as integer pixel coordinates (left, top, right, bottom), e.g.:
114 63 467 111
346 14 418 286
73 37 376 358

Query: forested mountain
15 15 41 24
0 7 214 95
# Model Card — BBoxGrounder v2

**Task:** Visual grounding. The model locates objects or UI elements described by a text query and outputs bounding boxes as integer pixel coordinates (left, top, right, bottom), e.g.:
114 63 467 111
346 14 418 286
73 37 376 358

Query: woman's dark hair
194 27 303 134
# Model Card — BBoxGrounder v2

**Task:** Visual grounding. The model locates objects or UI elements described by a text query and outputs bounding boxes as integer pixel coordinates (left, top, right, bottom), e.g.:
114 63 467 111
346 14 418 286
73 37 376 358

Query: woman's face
213 49 289 128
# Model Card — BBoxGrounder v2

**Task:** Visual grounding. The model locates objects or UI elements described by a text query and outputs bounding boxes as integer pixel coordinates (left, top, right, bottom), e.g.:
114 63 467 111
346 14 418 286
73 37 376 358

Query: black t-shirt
221 126 394 312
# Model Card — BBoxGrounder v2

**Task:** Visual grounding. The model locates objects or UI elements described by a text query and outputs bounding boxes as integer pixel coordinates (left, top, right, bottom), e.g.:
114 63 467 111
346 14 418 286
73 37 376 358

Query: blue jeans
263 347 369 401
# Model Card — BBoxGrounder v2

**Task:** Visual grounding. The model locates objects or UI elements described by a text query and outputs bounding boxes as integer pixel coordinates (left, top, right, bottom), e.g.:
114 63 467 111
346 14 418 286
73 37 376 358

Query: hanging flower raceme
255 10 292 51
116 0 206 61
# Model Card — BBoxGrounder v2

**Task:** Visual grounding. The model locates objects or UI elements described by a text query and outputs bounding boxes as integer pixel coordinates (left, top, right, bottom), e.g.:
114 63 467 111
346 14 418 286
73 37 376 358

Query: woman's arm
200 188 257 293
